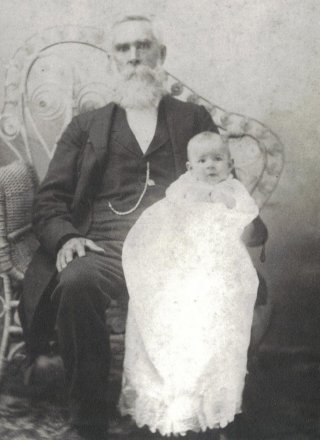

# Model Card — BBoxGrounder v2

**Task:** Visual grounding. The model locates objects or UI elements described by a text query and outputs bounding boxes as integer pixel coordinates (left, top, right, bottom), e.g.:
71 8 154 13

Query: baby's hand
210 192 236 209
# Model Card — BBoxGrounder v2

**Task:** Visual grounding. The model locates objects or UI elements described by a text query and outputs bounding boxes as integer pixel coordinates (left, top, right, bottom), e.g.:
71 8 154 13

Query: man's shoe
2 354 64 399
23 353 65 397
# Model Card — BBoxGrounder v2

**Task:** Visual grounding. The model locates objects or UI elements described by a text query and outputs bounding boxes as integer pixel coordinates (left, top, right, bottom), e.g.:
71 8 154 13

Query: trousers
29 240 127 425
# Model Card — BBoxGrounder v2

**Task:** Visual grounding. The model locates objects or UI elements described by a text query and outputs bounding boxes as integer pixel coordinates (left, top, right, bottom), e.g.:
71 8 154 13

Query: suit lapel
88 103 116 165
145 99 169 156
73 103 116 211
111 107 143 157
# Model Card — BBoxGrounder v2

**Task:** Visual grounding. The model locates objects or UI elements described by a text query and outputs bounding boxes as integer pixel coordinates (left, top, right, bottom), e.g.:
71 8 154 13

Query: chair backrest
0 25 284 208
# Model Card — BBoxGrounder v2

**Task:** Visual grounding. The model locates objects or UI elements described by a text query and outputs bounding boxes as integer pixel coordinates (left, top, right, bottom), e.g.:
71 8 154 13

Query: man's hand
56 237 105 272
241 216 268 247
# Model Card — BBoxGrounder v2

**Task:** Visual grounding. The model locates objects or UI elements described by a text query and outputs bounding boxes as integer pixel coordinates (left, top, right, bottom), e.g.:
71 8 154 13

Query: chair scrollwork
0 25 284 207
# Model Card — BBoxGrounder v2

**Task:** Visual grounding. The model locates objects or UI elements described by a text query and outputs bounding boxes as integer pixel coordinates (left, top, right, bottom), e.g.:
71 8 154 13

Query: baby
120 131 259 438
167 131 243 209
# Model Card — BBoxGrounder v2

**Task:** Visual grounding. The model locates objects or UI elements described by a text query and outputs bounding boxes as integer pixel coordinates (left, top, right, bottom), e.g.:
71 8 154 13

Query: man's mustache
120 64 160 81
110 63 168 110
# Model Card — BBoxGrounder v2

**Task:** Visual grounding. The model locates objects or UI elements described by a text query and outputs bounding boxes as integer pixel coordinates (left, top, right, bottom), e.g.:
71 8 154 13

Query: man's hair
112 15 164 45
187 131 230 159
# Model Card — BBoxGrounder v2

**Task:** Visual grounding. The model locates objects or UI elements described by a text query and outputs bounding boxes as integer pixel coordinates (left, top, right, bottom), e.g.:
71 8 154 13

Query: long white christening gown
119 173 259 436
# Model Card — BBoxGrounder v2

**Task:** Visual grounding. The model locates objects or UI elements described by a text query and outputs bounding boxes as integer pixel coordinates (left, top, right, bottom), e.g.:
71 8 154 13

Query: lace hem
118 386 242 436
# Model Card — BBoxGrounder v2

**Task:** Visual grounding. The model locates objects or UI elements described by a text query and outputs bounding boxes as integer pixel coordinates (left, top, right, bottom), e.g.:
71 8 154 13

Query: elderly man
19 16 267 440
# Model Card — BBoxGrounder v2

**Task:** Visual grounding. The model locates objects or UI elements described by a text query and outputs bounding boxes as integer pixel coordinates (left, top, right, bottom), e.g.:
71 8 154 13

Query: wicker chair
0 161 39 374
0 25 284 378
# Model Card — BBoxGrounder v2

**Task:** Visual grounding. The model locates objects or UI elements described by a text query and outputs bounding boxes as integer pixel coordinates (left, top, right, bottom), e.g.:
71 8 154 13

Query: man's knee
57 256 100 293
54 256 111 312
54 253 126 313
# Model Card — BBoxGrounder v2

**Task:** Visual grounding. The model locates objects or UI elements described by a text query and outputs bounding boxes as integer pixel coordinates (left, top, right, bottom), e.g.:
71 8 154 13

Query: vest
88 102 177 242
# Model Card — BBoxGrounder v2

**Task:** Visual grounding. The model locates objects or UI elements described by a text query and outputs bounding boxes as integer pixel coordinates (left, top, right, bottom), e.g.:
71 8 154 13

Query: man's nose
128 59 141 66
128 46 141 65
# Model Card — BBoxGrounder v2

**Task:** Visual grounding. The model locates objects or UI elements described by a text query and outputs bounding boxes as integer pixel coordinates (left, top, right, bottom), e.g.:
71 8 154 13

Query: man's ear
186 161 192 170
160 45 167 64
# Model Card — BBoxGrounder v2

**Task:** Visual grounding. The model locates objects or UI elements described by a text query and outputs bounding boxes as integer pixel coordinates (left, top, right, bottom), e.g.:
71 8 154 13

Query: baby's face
187 138 233 185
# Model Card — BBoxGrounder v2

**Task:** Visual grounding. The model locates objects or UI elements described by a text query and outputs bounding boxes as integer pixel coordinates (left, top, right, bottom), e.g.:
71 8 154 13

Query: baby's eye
199 159 206 163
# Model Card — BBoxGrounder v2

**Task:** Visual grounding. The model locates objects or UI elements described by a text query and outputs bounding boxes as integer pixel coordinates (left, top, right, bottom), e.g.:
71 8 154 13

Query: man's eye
137 41 150 50
199 159 206 163
116 44 129 52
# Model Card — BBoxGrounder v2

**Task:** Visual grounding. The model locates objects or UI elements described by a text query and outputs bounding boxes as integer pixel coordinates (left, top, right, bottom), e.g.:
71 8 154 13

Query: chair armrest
0 238 24 281
8 224 32 241
0 191 13 274
0 216 32 277
0 162 36 280
0 241 13 274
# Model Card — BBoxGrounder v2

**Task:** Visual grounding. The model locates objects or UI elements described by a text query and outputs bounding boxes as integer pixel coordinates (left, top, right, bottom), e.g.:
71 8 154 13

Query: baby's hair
187 131 230 159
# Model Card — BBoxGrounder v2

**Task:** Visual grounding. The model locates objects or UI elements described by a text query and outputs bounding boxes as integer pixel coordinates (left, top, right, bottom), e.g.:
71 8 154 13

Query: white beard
110 64 168 110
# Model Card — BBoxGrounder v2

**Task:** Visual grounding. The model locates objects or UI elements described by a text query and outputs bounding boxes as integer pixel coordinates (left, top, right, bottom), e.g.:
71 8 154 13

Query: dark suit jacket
19 95 220 332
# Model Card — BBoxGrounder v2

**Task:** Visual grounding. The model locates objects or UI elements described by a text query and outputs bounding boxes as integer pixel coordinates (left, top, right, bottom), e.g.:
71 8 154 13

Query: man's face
187 138 233 185
112 20 166 75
